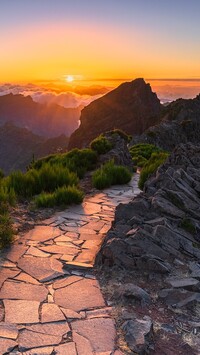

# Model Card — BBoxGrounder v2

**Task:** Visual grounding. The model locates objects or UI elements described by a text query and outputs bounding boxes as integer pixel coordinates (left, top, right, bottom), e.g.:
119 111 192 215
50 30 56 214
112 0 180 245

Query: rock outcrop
100 143 200 270
132 95 200 151
97 132 133 168
68 78 162 149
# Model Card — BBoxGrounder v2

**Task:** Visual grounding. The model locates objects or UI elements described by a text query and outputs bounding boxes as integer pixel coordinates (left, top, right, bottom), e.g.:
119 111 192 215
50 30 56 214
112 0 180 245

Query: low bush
0 210 14 248
6 164 78 198
31 148 98 179
129 143 162 164
35 185 84 208
90 135 113 154
138 152 169 190
0 186 16 206
92 160 132 190
107 129 132 142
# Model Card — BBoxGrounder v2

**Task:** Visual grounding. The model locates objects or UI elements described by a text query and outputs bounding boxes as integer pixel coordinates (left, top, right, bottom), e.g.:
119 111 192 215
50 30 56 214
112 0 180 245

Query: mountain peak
68 78 161 149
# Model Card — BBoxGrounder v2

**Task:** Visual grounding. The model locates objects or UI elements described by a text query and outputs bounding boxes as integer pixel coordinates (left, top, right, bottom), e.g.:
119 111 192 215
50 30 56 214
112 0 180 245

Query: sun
65 75 74 83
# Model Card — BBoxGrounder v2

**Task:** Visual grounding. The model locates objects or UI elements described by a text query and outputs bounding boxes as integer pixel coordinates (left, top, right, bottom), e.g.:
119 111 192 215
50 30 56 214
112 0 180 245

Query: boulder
122 316 154 354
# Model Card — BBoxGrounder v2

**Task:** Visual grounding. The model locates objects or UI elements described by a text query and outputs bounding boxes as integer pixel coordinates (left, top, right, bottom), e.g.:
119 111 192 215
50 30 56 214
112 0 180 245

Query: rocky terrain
0 93 80 138
68 78 162 149
0 123 68 174
98 143 200 354
132 95 200 151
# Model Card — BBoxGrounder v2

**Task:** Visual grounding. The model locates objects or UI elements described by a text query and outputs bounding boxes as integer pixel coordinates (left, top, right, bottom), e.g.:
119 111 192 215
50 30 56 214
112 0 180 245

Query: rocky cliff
68 78 162 149
100 143 200 269
0 93 80 138
132 95 200 151
98 143 200 353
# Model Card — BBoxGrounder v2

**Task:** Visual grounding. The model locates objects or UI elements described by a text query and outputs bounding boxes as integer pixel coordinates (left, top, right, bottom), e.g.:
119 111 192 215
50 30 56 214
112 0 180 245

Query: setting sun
66 75 74 83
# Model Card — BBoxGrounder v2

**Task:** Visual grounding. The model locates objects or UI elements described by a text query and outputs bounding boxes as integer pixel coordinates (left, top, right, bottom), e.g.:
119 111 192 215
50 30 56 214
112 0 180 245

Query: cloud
0 83 104 108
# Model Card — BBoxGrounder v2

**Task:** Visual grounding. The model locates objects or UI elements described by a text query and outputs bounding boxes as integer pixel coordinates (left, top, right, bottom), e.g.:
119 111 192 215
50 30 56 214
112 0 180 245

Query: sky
0 0 200 83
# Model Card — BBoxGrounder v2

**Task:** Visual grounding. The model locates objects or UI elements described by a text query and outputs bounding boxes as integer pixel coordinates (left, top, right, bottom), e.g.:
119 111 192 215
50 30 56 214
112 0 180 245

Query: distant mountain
68 78 162 149
0 123 68 174
133 94 200 151
0 93 81 138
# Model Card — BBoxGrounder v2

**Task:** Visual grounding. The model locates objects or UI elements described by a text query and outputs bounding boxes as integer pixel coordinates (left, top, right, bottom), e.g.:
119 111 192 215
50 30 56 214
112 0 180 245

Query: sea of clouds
0 83 103 109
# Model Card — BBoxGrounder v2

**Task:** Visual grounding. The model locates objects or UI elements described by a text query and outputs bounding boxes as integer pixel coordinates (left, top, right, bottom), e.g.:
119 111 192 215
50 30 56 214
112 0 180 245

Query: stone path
0 174 140 355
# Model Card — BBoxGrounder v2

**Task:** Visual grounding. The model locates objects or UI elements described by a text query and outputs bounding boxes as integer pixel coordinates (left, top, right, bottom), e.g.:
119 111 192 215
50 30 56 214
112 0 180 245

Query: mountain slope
0 123 68 174
0 93 80 138
68 78 162 149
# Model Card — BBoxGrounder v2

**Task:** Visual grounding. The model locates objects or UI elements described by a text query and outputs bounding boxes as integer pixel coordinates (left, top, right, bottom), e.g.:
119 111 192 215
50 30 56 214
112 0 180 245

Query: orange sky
1 1 200 84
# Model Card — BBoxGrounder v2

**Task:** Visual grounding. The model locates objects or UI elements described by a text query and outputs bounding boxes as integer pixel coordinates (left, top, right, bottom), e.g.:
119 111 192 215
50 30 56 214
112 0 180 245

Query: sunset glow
0 1 200 84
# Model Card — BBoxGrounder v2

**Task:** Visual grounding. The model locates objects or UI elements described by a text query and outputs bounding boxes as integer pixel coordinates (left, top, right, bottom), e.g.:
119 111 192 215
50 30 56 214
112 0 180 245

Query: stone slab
26 322 70 336
53 275 82 290
0 268 19 288
0 323 18 339
23 346 54 355
39 244 79 256
5 245 28 263
54 278 105 311
73 331 93 355
0 338 17 354
23 226 61 242
54 342 77 355
4 300 39 324
41 303 65 323
26 246 50 258
14 272 40 285
72 318 116 352
18 256 64 282
18 329 61 351
61 307 85 320
0 280 48 302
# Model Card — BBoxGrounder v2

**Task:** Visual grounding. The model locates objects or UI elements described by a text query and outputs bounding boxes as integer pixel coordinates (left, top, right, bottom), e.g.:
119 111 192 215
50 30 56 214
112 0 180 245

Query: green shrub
35 185 84 208
0 212 14 248
138 152 169 190
129 143 162 162
90 135 113 155
31 148 98 179
108 129 132 142
6 164 78 198
34 192 56 208
131 155 147 167
92 160 132 190
0 186 16 206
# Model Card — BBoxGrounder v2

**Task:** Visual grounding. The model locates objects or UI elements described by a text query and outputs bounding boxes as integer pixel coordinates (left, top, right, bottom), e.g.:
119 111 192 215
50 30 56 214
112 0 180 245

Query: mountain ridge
0 93 80 138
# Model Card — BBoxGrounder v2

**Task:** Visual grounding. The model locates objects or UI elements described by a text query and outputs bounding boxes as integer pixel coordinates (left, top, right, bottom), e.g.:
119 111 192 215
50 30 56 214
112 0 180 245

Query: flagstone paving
0 174 140 354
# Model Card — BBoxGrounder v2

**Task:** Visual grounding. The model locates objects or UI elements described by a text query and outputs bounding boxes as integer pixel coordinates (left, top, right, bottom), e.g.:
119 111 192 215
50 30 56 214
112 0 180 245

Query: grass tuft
92 160 132 190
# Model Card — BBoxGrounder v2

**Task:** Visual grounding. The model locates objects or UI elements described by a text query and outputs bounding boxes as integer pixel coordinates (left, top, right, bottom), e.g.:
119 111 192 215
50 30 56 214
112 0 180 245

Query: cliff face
0 93 80 138
132 95 200 151
68 78 162 149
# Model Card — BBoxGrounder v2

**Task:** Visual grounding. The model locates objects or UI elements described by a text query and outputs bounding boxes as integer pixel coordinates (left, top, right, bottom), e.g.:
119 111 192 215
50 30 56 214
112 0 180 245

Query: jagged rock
159 288 200 308
98 132 133 167
166 278 200 291
135 255 171 274
132 95 200 151
116 283 151 306
99 144 200 270
122 316 154 354
69 78 161 149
